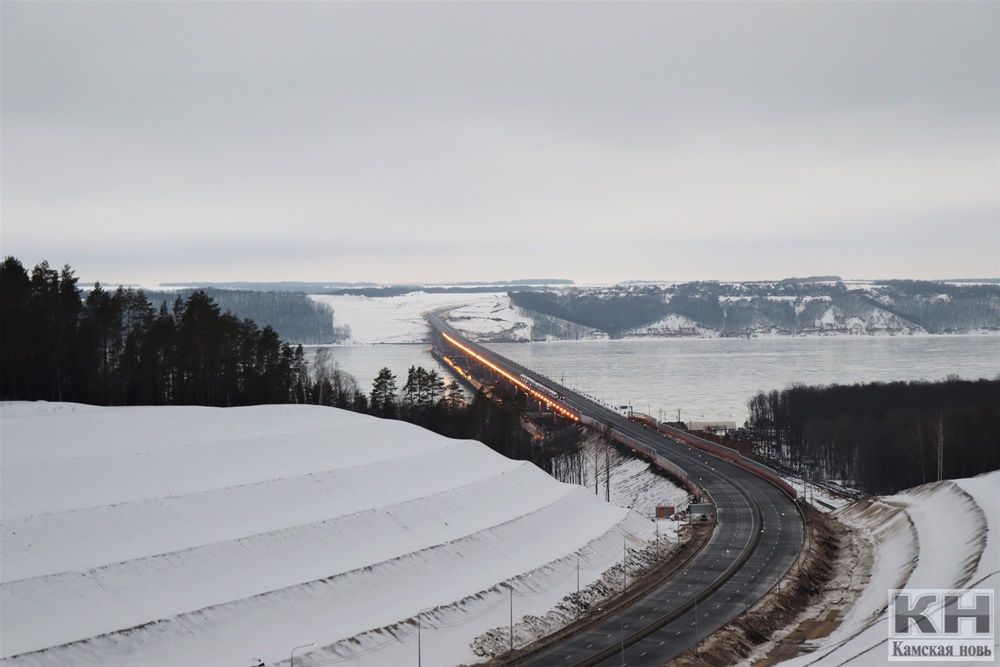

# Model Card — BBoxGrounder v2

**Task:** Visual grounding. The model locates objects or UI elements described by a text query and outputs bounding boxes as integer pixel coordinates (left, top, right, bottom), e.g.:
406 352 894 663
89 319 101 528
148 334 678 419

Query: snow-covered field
310 292 605 345
441 295 536 342
310 292 538 344
0 402 658 667
309 292 487 344
771 471 999 667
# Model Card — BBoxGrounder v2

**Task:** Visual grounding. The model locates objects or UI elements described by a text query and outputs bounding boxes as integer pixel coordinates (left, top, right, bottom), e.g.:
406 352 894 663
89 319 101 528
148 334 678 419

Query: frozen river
320 335 998 423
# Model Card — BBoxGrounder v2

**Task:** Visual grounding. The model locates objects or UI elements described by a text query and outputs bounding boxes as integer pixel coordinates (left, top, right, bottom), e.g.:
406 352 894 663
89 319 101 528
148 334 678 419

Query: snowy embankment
553 433 690 523
0 402 657 667
770 471 999 667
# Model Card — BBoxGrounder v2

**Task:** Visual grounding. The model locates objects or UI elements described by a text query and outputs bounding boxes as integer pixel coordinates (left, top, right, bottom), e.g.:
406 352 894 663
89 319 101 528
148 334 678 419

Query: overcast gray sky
2 1 997 285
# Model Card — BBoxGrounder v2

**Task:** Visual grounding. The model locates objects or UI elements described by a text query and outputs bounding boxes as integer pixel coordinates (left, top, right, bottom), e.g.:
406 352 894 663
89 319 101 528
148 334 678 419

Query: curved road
428 315 803 666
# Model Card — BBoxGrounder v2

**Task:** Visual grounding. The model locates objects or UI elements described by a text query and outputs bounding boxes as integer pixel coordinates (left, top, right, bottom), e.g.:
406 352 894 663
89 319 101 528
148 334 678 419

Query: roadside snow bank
552 433 690 522
778 471 998 666
0 402 656 667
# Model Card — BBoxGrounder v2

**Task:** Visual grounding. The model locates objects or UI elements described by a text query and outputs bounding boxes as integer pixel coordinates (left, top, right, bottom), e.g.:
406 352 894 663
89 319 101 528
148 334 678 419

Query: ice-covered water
487 335 1000 423
320 335 998 423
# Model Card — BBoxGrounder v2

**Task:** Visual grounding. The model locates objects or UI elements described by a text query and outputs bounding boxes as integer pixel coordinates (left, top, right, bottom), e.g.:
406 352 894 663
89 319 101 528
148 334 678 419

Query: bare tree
312 347 332 405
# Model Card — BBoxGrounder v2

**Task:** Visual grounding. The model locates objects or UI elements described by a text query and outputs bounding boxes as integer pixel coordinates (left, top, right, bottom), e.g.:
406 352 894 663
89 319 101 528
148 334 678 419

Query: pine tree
0 257 32 399
402 365 420 407
370 367 398 417
444 380 465 409
425 370 445 406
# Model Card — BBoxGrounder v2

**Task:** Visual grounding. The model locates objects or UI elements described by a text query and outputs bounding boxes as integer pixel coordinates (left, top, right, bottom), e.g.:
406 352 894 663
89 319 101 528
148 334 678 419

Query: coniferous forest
1 257 308 406
143 288 350 345
0 257 549 469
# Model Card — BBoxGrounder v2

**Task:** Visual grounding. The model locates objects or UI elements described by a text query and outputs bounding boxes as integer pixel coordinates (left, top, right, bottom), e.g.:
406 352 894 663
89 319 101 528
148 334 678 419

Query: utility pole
416 607 436 666
576 549 595 621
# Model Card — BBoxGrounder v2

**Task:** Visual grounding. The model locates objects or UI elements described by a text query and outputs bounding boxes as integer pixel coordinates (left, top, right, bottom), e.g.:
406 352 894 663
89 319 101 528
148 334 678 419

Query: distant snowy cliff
508 280 1000 339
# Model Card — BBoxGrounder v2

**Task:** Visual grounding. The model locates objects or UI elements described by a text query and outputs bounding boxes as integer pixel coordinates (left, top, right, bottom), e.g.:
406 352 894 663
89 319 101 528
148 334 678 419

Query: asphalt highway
428 315 804 666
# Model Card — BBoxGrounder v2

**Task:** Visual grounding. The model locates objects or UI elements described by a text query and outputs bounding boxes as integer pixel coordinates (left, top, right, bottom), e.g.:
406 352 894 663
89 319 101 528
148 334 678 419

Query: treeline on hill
0 257 546 470
509 281 1000 337
746 378 1000 494
509 288 671 337
144 289 349 344
332 361 547 469
1 258 312 406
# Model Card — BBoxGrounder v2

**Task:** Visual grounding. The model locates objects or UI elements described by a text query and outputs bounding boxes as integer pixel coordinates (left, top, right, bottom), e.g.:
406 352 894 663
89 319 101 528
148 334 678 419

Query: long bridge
428 314 804 667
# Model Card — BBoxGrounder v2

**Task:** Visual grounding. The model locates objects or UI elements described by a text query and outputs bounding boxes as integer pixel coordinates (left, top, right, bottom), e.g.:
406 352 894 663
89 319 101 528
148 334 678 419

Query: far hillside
509 279 1000 338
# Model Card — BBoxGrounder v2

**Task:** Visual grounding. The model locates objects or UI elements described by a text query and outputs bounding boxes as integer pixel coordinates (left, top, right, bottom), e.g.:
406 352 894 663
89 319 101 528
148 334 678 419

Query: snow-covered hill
766 471 999 667
308 281 1000 345
0 402 657 666
309 292 599 344
511 282 1000 339
309 292 489 344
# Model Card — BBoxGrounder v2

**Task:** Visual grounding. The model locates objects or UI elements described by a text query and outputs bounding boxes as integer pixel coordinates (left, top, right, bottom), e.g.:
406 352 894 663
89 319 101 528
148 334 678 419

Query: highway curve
428 315 804 666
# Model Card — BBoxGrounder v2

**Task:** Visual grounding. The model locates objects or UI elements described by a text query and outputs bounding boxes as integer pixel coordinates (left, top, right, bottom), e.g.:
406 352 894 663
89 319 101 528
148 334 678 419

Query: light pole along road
428 315 804 666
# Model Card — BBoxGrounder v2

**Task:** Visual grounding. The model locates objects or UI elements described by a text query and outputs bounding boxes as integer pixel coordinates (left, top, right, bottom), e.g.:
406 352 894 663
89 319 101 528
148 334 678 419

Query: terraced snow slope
0 402 654 666
780 470 999 667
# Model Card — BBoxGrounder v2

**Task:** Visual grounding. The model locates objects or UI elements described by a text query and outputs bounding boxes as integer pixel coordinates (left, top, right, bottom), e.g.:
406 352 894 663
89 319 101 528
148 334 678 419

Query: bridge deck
428 315 804 666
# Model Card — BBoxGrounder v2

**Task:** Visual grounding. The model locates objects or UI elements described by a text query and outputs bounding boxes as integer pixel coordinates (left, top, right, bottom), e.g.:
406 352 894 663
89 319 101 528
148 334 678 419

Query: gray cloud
2 1 997 285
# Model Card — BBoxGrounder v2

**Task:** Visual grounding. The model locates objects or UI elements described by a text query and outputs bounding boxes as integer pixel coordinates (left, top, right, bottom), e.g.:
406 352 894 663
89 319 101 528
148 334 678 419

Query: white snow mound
0 402 654 666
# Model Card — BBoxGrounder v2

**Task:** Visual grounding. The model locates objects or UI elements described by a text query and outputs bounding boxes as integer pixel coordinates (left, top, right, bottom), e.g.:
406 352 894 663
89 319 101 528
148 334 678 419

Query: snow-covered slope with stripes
780 470 999 666
0 402 655 666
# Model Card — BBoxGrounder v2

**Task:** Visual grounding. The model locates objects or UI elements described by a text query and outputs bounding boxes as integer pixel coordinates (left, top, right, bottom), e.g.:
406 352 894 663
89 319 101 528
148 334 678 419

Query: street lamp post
509 586 514 654
416 606 437 667
576 549 596 620
618 528 643 665
695 595 699 639
290 642 315 667
623 536 627 594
